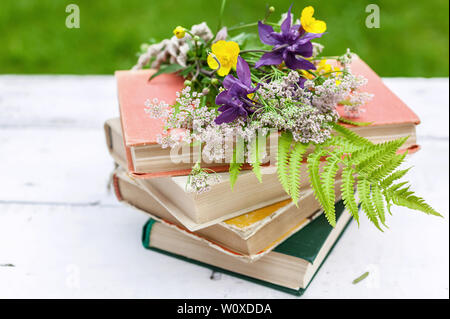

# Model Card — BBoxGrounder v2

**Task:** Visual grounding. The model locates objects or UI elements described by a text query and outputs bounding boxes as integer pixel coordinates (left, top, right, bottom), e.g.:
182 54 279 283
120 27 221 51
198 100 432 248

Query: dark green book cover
142 200 352 296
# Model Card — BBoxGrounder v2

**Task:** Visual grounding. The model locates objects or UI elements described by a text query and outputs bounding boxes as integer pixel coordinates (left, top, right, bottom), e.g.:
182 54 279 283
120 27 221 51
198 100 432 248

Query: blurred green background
0 0 448 76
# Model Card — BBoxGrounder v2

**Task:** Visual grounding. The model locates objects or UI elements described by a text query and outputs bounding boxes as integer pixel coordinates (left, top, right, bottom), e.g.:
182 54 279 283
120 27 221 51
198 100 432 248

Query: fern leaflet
358 179 383 231
277 131 293 195
320 155 341 217
372 184 387 227
341 166 360 225
388 187 442 217
380 167 411 189
308 148 336 226
331 122 373 147
288 142 309 204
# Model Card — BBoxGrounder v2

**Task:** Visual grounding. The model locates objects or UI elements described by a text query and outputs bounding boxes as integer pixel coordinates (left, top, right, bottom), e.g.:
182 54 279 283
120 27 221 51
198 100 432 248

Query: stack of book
104 58 420 296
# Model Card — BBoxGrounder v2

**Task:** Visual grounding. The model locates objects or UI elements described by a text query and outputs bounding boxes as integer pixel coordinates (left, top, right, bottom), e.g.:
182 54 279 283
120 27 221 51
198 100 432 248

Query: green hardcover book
142 200 353 296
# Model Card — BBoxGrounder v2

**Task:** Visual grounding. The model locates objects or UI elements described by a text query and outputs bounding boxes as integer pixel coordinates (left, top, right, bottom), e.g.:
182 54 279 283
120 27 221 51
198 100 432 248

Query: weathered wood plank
0 75 118 129
0 127 116 204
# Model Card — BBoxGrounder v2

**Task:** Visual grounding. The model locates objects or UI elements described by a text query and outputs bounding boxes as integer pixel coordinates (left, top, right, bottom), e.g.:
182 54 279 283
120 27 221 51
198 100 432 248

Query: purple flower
255 5 324 71
214 56 259 124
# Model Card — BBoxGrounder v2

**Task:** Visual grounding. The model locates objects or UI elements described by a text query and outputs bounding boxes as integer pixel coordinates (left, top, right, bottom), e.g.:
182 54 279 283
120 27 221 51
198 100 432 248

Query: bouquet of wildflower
137 2 440 230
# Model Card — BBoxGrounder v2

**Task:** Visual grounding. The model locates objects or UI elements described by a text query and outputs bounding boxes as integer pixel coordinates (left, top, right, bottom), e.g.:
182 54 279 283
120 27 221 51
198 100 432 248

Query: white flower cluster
337 48 355 71
145 86 261 163
133 22 214 69
344 91 374 117
306 73 372 117
144 98 170 119
186 164 221 194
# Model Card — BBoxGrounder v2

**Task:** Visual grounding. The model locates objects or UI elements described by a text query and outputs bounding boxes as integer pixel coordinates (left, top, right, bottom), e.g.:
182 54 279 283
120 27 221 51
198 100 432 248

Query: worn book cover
141 201 353 296
113 169 339 261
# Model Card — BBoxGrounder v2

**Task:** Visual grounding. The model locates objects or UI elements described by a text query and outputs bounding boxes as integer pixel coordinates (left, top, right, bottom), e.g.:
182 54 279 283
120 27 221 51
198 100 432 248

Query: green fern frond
331 122 374 147
387 181 409 194
338 117 372 126
323 136 361 153
341 166 360 225
380 167 412 189
358 179 383 231
320 155 341 217
356 137 408 174
229 146 243 190
372 184 387 227
389 188 442 217
308 148 336 227
368 152 407 182
288 142 309 204
277 131 293 195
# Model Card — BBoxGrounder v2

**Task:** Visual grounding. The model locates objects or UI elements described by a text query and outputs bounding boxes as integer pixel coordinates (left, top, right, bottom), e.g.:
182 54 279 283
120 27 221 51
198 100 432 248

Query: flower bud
193 35 200 42
184 80 192 86
202 88 210 95
269 6 275 13
173 26 186 39
211 78 219 85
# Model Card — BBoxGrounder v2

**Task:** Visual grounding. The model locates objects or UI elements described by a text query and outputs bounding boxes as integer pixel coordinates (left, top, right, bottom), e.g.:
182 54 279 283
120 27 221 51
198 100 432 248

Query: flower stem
228 21 278 31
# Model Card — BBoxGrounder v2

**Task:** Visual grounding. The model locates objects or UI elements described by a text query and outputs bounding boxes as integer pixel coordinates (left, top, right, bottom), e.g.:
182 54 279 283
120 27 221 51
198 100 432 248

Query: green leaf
320 155 341 217
380 167 412 189
368 152 406 182
388 187 442 217
338 117 372 126
341 166 360 225
277 131 293 195
355 137 408 174
308 148 336 226
150 63 185 80
331 122 373 147
288 142 309 204
358 179 383 231
179 64 195 77
372 184 387 227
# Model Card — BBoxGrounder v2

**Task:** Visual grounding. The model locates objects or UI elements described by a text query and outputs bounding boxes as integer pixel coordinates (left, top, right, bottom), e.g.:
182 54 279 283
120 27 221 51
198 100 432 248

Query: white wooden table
0 76 448 299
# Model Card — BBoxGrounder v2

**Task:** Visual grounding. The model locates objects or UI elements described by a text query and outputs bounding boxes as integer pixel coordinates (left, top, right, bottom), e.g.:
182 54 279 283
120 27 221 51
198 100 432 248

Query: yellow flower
301 70 315 80
317 59 341 76
317 59 333 73
207 40 240 77
173 26 186 39
300 6 327 34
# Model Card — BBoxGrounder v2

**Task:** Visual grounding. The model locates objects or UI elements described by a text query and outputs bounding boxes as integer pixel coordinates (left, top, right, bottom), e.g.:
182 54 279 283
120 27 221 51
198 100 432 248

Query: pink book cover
115 58 420 179
116 70 253 177
337 58 420 126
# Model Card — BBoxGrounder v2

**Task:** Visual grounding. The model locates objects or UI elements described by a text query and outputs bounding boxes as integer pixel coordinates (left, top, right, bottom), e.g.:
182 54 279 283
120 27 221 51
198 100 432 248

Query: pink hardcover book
115 58 420 178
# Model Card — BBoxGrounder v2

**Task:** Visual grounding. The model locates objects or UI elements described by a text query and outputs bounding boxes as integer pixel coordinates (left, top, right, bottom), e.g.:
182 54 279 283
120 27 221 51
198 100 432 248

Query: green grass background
0 0 448 76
